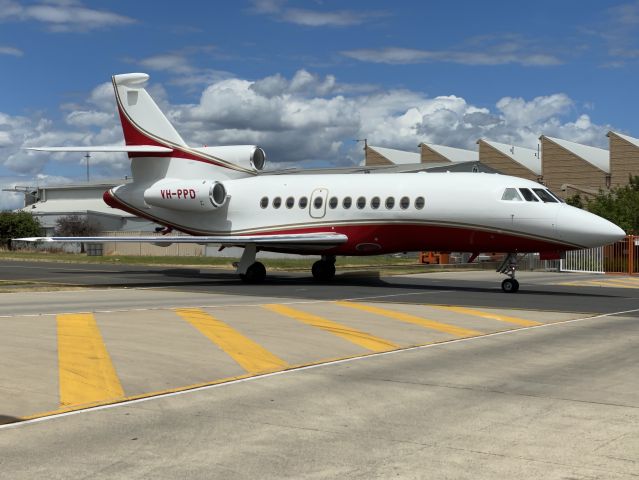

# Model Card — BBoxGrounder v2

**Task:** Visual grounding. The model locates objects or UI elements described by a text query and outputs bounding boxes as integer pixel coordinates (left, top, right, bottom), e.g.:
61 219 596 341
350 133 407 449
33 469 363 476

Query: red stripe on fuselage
103 190 575 255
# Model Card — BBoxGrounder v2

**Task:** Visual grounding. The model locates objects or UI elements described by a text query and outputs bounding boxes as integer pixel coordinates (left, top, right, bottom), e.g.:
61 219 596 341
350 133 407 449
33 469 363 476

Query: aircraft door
309 188 328 218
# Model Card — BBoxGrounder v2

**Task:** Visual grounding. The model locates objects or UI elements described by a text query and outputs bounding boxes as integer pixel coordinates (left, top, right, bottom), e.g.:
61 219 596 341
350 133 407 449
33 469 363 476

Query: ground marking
57 313 124 407
175 308 288 373
6 307 637 430
429 305 542 327
263 304 398 352
335 301 482 337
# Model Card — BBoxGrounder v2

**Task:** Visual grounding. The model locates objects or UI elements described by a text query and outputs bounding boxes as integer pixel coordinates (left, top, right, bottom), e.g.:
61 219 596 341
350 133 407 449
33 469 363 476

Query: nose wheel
497 253 524 293
501 278 519 293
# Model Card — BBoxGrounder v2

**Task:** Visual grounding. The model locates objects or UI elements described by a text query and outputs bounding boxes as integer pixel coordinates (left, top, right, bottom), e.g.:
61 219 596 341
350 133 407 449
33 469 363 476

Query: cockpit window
546 189 564 203
502 188 523 201
519 188 539 202
532 188 558 203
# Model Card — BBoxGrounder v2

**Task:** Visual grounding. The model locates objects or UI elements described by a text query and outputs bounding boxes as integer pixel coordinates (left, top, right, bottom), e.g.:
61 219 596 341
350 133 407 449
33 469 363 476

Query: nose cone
558 207 626 248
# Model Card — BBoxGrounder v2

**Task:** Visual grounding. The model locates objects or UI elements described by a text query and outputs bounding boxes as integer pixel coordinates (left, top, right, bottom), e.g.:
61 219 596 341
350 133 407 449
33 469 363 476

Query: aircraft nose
557 207 626 248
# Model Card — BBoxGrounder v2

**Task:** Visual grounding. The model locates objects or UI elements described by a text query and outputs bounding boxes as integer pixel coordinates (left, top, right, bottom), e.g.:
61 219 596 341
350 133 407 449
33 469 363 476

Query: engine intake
195 145 266 172
144 179 227 212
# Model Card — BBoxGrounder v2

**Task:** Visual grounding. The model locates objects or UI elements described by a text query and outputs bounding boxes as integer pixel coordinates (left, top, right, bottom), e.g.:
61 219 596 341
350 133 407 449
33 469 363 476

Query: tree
54 215 100 237
584 176 639 234
0 211 42 249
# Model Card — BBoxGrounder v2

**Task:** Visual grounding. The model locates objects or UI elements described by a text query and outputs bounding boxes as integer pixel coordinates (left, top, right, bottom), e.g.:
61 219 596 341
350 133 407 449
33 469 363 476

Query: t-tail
27 73 267 183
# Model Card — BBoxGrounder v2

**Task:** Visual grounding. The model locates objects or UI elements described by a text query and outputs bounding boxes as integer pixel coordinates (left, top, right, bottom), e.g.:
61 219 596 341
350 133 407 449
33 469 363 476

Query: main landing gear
237 245 266 283
497 253 524 293
311 255 336 282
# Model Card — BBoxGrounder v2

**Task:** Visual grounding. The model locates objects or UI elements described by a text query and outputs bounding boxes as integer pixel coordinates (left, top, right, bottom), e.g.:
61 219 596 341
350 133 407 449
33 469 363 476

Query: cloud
248 0 387 27
341 46 562 67
0 69 611 180
0 45 23 56
0 0 135 32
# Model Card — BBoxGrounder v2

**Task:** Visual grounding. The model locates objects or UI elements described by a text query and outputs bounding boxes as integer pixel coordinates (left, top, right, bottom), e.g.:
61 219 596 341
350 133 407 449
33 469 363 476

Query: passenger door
309 188 328 218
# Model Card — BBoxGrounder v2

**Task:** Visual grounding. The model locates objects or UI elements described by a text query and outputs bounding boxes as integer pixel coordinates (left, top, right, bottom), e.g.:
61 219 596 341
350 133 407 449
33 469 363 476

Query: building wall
365 147 393 166
420 145 451 164
609 132 639 188
541 137 609 199
477 141 538 182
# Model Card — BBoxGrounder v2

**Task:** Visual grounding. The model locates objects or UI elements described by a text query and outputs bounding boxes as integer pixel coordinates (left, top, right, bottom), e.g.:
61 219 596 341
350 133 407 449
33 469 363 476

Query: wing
15 232 348 250
26 145 172 153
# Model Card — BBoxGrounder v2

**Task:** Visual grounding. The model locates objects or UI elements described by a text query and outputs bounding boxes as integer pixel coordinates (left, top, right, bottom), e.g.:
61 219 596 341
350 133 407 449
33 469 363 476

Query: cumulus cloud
0 69 612 180
0 0 135 32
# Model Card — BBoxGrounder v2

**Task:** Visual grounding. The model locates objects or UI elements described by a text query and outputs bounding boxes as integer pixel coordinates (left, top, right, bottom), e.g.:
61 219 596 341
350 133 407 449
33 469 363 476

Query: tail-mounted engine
144 179 227 212
193 145 266 172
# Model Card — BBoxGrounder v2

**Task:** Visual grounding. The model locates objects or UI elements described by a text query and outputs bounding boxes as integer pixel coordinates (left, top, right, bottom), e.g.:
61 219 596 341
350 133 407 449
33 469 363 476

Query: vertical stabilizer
112 73 187 148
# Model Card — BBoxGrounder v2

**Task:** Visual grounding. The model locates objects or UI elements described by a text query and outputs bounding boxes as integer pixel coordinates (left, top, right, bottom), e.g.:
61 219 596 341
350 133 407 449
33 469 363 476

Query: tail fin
112 73 187 148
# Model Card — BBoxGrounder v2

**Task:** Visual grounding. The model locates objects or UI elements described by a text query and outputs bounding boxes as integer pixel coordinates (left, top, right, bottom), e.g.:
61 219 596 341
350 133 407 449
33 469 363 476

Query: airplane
18 72 625 293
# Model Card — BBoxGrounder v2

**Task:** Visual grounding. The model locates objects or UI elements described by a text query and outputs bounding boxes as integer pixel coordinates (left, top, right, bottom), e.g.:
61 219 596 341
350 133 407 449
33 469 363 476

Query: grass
0 250 418 270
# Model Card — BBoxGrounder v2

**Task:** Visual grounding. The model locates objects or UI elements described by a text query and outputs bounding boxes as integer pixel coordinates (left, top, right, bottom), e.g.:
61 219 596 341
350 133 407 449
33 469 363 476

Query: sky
2 0 639 208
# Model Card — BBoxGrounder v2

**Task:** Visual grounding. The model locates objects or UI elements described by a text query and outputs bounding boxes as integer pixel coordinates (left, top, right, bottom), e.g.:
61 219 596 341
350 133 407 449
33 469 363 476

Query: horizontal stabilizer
26 145 173 153
15 232 348 248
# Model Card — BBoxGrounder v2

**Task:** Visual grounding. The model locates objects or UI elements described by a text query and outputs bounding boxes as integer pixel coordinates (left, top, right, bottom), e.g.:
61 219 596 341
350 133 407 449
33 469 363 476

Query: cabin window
533 188 558 203
343 196 352 209
371 196 380 209
385 197 395 209
313 196 323 209
399 196 410 210
260 196 268 209
502 188 523 201
328 196 338 209
299 196 308 208
519 188 539 202
273 197 282 209
415 196 425 209
356 196 366 209
286 196 295 209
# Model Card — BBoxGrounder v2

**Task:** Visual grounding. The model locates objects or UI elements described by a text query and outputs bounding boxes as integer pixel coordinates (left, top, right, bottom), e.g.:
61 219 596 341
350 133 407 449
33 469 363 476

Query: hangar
477 139 541 183
419 143 478 163
608 131 639 188
540 135 610 198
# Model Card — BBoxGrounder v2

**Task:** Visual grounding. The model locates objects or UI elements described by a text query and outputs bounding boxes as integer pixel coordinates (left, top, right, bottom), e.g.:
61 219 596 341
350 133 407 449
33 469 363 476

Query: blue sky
1 0 639 207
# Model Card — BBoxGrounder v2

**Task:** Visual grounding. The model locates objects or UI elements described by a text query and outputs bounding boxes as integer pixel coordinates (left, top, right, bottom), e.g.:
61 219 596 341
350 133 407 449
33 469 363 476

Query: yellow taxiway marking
263 304 398 352
430 305 542 327
175 308 288 374
57 313 124 407
335 301 481 337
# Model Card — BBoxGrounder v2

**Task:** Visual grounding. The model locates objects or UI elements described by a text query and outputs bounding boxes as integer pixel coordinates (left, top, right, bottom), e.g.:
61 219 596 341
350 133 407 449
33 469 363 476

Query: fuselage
105 171 624 256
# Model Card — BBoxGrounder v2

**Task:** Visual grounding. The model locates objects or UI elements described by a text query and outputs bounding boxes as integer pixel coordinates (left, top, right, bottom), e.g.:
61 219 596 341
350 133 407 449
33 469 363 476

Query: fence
560 235 639 274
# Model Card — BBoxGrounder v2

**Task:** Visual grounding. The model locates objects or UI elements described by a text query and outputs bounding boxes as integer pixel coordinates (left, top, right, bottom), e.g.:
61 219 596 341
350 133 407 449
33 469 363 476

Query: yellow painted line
57 313 124 407
263 304 398 352
175 308 288 373
335 301 481 337
430 305 541 327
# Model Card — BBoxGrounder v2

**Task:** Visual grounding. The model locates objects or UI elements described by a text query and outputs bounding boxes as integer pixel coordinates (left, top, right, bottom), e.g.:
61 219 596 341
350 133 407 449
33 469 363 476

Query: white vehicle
21 73 625 292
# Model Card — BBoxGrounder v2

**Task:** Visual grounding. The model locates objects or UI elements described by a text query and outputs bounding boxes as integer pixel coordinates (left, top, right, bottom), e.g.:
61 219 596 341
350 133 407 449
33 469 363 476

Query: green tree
54 215 100 237
584 176 639 234
0 211 42 248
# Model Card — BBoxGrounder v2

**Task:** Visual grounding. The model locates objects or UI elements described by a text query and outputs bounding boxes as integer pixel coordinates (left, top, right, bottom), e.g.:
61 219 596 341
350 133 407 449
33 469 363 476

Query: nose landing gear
497 253 524 293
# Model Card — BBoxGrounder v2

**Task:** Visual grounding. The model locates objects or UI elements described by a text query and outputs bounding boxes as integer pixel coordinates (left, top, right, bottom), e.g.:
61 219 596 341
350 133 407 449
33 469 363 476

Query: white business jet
21 73 625 292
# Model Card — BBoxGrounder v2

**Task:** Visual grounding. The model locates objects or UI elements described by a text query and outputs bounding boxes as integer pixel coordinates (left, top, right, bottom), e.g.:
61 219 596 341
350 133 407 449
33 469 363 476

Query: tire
312 260 336 281
501 278 519 293
241 262 266 283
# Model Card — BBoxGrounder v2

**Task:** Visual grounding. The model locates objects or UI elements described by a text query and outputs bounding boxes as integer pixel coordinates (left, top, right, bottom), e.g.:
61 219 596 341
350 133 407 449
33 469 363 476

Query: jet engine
143 179 227 212
195 145 266 172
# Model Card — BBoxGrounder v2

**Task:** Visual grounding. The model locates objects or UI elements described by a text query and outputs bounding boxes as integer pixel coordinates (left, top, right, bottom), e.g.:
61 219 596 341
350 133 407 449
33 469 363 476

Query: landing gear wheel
240 261 266 283
312 260 336 282
501 278 519 293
